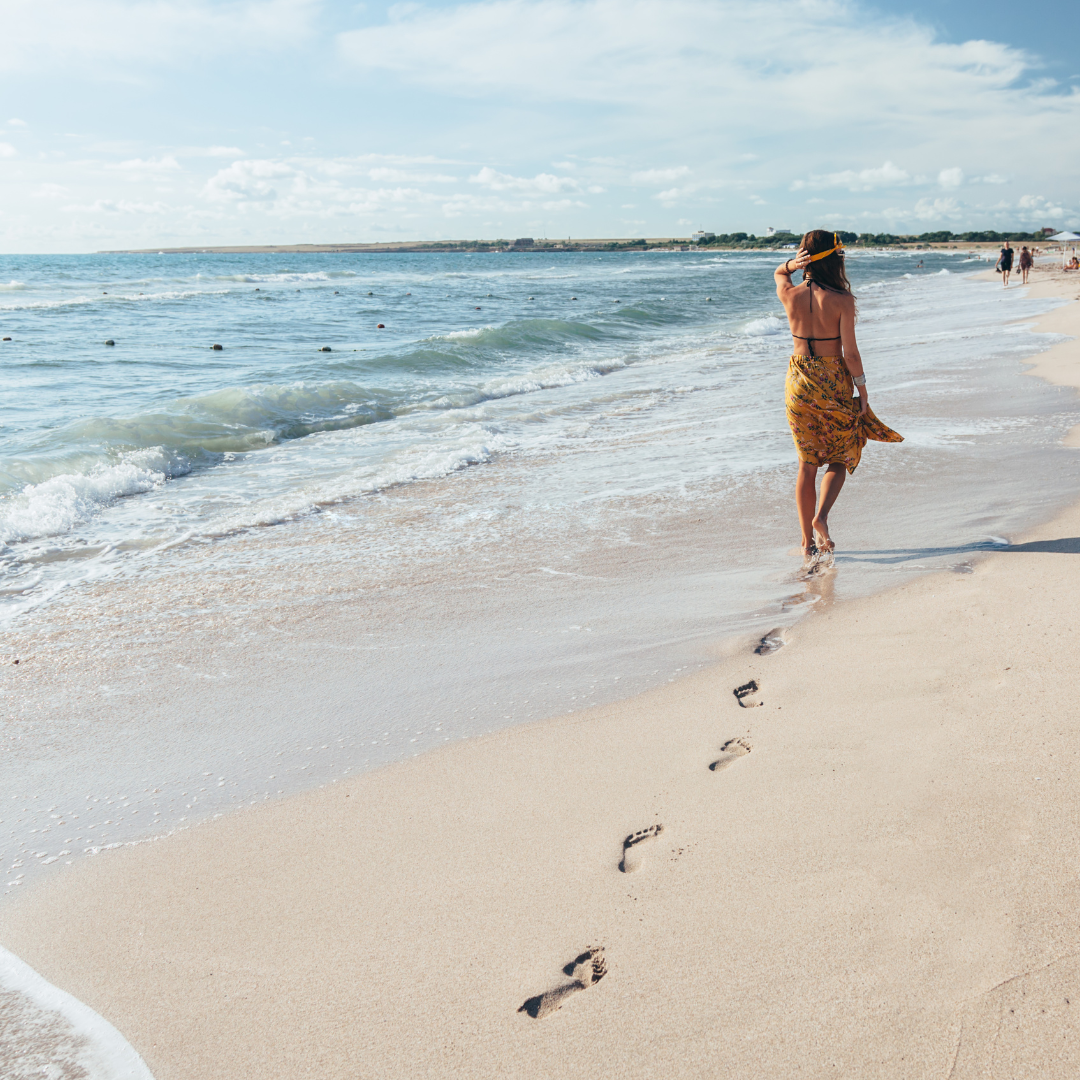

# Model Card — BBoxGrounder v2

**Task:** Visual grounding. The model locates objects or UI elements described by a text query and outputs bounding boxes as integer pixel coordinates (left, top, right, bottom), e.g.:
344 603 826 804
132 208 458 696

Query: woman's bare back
781 280 850 356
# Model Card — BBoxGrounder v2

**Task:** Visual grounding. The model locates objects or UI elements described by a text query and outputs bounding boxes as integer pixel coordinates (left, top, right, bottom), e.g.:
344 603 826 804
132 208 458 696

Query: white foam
0 279 26 290
213 270 357 284
0 451 176 543
0 945 156 1080
744 316 784 337
437 326 493 340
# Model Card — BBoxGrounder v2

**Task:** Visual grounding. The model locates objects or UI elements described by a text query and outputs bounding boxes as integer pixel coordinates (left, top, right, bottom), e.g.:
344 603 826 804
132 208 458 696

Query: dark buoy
255 288 260 291
319 346 332 352
377 323 385 329
368 291 373 296
104 339 115 346
334 291 338 295
2 337 10 341
486 293 493 297
570 296 577 300
212 343 223 350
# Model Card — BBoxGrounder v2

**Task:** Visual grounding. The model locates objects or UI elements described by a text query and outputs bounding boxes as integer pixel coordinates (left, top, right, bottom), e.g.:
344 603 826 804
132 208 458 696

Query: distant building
1043 227 1058 236
690 231 715 243
510 237 535 247
766 226 792 237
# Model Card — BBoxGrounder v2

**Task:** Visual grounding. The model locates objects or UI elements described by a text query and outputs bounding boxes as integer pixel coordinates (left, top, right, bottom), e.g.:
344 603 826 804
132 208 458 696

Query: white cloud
8 118 27 126
0 0 320 72
0 143 17 158
61 198 170 214
108 155 181 177
792 161 912 193
181 146 244 158
367 167 457 183
203 159 300 203
938 167 964 189
1017 194 1068 221
469 166 580 194
913 196 961 221
631 166 690 185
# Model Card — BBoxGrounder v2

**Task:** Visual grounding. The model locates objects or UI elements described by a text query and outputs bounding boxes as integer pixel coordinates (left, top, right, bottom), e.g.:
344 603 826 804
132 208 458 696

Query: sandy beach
3 264 1080 1079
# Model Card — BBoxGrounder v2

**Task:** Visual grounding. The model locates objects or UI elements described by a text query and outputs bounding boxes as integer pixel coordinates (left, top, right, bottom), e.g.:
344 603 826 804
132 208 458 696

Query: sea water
1 249 1078 1076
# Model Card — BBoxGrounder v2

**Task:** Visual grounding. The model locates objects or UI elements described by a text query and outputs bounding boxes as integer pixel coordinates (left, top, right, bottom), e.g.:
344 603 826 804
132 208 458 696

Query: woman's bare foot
812 516 835 553
802 541 818 565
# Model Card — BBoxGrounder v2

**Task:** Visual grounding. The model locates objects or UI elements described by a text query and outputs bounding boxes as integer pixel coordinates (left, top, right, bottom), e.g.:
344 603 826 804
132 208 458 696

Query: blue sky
1 0 1077 251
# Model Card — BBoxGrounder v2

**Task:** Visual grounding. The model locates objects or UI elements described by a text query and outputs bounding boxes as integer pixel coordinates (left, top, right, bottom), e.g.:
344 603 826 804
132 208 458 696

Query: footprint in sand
710 737 751 772
518 947 607 1019
754 629 785 655
620 824 663 873
734 680 762 707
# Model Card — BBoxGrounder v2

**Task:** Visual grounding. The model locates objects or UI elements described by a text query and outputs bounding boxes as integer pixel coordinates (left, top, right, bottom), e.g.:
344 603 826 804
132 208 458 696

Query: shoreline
101 240 1022 256
3 268 1080 1077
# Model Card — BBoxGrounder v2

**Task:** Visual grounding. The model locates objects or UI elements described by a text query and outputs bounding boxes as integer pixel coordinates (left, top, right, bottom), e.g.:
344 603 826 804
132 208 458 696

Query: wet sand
2 268 1079 1079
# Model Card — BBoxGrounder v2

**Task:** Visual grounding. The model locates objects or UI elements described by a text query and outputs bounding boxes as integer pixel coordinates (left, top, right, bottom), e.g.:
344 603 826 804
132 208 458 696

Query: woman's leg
796 461 819 560
811 463 846 552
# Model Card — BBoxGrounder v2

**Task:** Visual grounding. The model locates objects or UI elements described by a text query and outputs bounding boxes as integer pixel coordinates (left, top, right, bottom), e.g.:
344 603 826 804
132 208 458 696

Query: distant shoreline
102 238 1018 256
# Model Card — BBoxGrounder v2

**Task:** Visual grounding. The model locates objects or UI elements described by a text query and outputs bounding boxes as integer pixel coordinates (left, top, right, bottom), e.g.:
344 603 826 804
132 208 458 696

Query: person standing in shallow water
996 240 1013 287
775 230 904 564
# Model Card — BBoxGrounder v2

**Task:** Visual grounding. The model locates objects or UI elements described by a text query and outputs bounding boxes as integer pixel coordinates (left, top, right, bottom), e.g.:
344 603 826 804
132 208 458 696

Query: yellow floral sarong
786 354 903 474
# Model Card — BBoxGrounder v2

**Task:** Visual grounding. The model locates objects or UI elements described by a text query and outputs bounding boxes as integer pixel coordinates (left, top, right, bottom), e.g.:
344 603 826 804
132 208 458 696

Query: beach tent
1049 231 1080 268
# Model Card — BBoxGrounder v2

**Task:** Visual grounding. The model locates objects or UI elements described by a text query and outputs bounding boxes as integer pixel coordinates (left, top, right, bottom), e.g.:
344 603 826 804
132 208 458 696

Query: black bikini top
791 280 841 358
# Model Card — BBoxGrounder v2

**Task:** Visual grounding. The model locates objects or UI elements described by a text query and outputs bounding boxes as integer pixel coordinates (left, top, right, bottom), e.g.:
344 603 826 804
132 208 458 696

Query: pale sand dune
2 274 1079 1079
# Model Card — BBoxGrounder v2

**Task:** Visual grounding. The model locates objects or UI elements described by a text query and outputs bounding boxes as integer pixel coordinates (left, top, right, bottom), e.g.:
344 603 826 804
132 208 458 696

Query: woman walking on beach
1018 245 1033 285
775 230 903 563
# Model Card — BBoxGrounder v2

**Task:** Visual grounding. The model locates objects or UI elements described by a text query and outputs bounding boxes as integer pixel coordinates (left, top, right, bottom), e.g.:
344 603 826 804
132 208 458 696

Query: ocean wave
0 946 156 1080
0 288 226 311
436 326 496 340
206 428 510 535
744 316 785 337
424 356 629 411
0 279 26 290
0 449 183 543
209 270 359 284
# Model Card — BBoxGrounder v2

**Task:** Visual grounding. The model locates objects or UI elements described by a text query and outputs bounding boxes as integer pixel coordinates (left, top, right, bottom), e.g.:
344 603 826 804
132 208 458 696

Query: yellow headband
809 233 845 261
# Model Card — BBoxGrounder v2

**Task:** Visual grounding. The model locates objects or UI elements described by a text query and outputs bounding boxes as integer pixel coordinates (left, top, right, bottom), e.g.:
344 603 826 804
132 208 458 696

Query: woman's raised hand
792 247 812 270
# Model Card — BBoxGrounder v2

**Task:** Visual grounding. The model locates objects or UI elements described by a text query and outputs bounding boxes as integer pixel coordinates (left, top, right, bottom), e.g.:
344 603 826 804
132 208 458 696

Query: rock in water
104 339 115 346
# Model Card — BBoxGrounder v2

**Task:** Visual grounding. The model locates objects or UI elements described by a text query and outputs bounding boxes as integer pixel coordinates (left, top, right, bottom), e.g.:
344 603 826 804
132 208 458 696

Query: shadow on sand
836 537 1080 566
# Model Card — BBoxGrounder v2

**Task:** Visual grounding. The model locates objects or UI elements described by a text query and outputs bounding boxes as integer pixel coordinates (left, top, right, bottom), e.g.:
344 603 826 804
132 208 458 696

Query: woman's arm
774 247 812 298
838 298 868 415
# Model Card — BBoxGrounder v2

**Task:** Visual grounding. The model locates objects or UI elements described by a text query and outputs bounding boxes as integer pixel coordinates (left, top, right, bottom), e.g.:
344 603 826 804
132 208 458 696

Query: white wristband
853 374 866 387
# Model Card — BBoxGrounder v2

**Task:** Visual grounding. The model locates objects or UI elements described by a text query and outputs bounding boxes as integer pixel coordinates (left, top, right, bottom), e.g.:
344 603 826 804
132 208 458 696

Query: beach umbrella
1048 231 1080 267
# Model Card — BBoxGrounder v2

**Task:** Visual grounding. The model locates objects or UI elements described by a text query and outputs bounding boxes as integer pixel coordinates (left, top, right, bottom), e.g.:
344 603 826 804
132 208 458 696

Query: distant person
996 240 1013 286
1066 255 1080 272
1018 245 1033 284
775 231 904 565
916 260 924 268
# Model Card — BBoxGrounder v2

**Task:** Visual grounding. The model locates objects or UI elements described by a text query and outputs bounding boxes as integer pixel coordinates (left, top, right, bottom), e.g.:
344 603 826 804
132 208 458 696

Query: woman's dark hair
801 229 854 296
